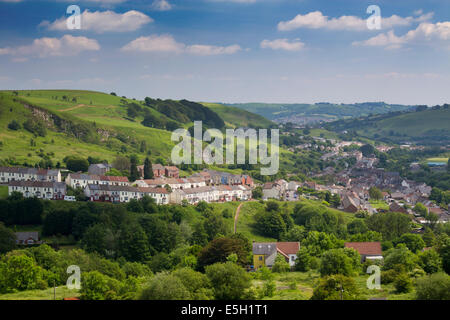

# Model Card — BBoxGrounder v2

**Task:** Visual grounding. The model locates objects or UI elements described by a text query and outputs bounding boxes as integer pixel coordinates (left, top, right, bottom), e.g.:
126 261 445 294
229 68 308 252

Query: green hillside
323 105 450 145
202 102 274 129
227 102 413 122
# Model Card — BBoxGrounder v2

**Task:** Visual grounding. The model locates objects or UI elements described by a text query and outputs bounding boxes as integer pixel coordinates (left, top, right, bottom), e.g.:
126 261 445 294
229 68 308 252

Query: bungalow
0 166 61 183
345 242 383 262
15 231 41 245
85 184 140 203
8 181 66 200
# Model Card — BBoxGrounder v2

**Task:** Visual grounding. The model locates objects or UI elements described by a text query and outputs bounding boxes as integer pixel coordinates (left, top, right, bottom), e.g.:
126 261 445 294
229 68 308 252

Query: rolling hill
323 105 450 145
0 90 290 176
202 102 274 129
225 102 414 125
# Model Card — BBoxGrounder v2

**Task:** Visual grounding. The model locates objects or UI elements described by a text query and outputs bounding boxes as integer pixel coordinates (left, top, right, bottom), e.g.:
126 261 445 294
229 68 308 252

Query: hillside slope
227 102 413 124
202 102 274 129
323 105 450 145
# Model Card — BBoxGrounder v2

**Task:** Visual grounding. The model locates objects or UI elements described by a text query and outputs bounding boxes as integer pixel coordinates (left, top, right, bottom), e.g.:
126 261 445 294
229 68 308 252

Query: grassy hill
0 90 295 176
323 105 450 145
226 102 413 123
202 102 274 129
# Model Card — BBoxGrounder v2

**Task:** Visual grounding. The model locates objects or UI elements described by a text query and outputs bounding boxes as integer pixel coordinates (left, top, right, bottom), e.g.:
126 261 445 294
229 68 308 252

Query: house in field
0 166 61 183
8 181 66 200
15 231 41 245
252 242 300 269
344 242 383 262
88 163 112 175
84 184 140 203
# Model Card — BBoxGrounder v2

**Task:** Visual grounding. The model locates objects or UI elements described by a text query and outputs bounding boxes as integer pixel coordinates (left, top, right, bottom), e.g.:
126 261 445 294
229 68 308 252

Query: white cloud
186 44 241 55
277 10 432 32
151 0 172 11
41 10 152 33
260 38 304 51
121 34 185 53
353 21 450 49
121 34 242 55
0 35 100 58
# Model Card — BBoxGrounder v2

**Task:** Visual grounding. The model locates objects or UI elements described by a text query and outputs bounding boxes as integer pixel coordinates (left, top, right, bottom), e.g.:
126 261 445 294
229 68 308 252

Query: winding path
234 203 244 234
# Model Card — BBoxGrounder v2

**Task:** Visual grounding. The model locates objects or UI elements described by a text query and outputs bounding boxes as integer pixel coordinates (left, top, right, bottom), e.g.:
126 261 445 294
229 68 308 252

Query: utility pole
53 280 56 300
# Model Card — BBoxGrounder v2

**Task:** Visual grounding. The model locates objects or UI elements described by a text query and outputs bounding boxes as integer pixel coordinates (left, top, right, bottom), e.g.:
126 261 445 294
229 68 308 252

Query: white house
0 167 61 183
66 174 129 189
84 184 140 203
8 181 66 200
138 187 170 205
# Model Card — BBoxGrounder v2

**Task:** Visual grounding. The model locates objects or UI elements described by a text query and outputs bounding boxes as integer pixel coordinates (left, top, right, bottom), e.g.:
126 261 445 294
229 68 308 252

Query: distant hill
225 102 414 125
202 102 274 129
323 105 450 145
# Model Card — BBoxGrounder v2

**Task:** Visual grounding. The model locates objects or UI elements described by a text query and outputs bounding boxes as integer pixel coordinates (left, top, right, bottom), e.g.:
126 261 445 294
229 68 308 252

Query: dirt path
58 104 86 112
234 203 244 234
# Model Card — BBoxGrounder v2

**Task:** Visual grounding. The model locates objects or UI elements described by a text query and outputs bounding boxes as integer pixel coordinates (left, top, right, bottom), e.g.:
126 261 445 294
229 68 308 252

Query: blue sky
0 0 449 105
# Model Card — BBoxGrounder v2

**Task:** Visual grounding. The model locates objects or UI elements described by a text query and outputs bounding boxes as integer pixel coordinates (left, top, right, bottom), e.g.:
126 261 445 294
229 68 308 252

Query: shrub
8 120 21 130
393 272 413 293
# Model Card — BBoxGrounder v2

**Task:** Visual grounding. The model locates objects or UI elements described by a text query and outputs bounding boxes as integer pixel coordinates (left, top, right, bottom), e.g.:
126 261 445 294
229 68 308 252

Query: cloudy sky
0 0 449 105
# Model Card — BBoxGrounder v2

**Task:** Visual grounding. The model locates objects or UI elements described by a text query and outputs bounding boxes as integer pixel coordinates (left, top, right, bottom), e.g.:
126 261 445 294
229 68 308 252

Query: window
259 256 263 261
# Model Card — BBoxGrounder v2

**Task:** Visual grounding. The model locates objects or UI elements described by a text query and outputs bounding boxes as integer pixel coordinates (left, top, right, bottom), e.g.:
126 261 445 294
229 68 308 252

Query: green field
369 200 390 211
0 286 79 300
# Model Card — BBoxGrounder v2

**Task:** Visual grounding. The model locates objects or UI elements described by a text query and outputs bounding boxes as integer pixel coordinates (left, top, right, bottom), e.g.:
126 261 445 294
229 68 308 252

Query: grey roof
9 181 66 189
15 231 39 241
252 242 277 255
87 184 139 192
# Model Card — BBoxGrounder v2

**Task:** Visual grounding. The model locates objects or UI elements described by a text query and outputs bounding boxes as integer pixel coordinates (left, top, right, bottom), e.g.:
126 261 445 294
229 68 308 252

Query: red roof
345 242 382 256
276 242 300 255
101 175 129 182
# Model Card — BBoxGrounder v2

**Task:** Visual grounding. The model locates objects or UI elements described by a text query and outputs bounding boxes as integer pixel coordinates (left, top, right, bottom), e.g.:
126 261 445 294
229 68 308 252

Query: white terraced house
66 173 130 189
8 181 66 200
0 167 61 183
84 184 140 203
138 187 170 205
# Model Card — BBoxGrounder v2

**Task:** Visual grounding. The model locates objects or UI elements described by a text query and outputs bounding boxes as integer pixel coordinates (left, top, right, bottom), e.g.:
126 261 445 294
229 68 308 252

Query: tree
295 247 312 272
366 211 411 241
66 157 89 172
368 187 383 201
272 254 290 273
113 156 130 172
129 155 140 182
139 273 191 300
204 213 228 241
117 223 150 262
197 237 250 270
311 275 359 300
413 202 428 217
360 144 375 157
2 255 45 292
415 273 450 300
383 245 418 272
252 186 263 199
347 220 368 235
172 268 213 300
205 262 251 300
8 120 21 130
393 272 413 293
395 233 425 253
254 210 286 239
418 249 442 274
143 157 154 179
80 271 114 300
319 248 361 277
0 222 16 254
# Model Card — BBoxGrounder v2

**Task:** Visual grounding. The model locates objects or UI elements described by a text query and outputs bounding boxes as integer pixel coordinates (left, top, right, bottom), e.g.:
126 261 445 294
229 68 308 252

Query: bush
272 254 290 273
393 272 413 293
8 120 21 130
415 273 450 300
